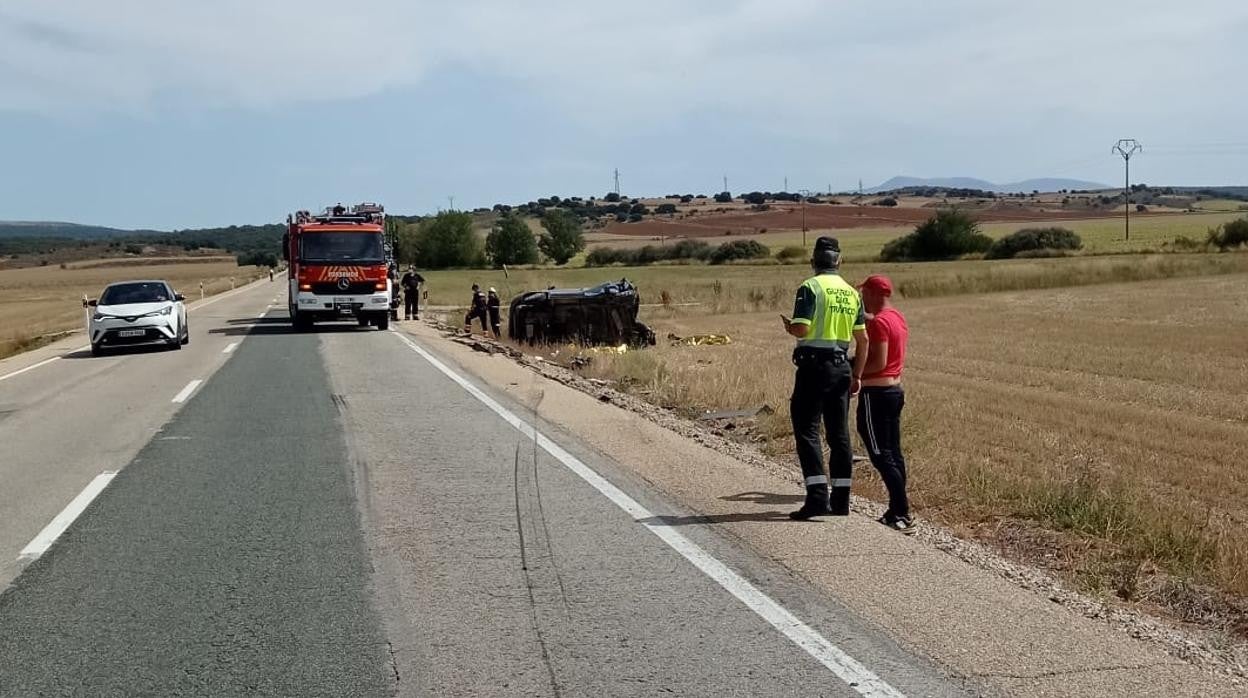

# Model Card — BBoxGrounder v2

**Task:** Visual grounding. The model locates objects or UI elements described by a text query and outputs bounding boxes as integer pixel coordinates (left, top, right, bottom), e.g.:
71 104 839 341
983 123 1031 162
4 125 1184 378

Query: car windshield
301 232 385 263
99 282 171 305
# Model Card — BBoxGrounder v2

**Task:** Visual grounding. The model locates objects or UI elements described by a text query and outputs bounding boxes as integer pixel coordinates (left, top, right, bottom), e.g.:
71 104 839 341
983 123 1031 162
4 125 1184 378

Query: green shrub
879 209 991 262
709 239 770 264
1208 218 1248 250
986 227 1083 260
584 240 712 267
775 245 807 262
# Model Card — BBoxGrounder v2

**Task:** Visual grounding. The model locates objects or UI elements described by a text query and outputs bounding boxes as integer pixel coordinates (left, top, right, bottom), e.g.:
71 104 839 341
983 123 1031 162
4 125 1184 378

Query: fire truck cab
283 203 392 330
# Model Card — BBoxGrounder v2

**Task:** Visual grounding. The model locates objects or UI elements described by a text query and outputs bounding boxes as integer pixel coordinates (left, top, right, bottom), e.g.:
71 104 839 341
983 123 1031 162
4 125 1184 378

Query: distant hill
0 221 154 239
868 176 1110 194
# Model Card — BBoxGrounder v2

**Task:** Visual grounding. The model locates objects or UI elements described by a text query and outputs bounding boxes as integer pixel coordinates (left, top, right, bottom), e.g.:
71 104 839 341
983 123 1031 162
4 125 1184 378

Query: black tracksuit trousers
790 350 854 514
856 386 908 520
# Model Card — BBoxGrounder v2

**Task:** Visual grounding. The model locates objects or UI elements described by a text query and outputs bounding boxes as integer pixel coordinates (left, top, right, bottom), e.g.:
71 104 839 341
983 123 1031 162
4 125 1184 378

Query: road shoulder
400 321 1244 698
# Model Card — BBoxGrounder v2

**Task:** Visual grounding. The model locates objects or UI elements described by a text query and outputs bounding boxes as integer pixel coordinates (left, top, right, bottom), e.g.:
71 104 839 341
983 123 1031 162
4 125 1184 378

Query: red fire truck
283 203 392 330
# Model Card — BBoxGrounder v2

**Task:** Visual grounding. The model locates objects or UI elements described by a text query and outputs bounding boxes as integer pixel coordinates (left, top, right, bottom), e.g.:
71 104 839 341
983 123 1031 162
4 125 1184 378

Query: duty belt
792 346 848 366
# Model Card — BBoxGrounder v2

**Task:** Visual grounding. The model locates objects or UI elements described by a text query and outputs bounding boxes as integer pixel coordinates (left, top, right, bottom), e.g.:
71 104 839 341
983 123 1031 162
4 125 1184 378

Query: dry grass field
419 252 1248 309
569 273 1248 628
422 256 1248 630
0 259 268 359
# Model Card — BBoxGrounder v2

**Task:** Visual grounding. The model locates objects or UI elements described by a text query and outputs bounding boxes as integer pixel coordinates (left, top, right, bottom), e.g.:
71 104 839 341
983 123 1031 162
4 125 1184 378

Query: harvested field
0 260 268 359
559 273 1248 631
589 211 1245 259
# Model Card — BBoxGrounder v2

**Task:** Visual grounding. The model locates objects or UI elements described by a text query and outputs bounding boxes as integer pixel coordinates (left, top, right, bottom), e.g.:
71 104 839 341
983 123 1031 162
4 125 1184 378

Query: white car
86 280 189 356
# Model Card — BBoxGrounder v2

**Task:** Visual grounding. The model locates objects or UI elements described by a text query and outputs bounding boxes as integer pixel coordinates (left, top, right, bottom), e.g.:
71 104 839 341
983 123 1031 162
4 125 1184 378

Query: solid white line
18 472 117 561
0 356 61 384
222 342 239 354
391 331 904 698
171 379 203 403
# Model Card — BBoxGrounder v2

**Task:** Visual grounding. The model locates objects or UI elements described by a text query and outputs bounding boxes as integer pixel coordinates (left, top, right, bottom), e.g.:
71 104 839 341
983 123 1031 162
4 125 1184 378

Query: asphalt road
0 281 967 696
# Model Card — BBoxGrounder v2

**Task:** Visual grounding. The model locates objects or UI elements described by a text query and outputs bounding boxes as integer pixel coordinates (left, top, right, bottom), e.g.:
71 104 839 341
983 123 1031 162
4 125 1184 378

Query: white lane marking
18 472 117 562
0 356 61 383
222 342 239 354
392 331 904 698
171 379 203 403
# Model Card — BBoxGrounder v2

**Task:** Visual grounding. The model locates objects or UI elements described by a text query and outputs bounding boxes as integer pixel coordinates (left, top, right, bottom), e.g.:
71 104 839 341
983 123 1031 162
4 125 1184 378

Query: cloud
1 0 1246 137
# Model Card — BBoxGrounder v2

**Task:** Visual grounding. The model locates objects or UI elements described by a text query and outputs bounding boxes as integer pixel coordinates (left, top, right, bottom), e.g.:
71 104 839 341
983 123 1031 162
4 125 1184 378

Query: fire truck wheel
376 316 390 331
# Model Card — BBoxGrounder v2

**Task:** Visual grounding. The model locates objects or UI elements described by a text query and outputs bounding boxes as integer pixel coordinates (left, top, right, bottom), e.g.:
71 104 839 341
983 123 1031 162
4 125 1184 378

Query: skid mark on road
392 330 906 698
18 472 117 562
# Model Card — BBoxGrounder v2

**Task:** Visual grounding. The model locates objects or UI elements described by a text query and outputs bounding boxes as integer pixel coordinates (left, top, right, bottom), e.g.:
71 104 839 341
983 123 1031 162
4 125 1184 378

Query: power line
1112 139 1143 242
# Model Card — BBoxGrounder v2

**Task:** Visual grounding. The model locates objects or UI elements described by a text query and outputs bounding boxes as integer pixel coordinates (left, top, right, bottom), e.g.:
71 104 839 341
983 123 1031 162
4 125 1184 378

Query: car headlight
92 313 105 321
159 306 173 316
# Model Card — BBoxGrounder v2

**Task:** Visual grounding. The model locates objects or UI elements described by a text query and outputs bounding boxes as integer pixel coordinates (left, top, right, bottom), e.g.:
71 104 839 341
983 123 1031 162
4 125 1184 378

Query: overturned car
508 279 656 347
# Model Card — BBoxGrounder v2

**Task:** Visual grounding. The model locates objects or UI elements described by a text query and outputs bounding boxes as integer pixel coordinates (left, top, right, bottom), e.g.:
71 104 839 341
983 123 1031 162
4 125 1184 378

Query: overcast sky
1 0 1246 229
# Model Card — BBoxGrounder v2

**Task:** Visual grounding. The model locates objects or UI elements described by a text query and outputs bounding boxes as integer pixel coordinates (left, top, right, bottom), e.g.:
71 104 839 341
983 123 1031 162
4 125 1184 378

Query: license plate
334 297 353 303
118 329 144 337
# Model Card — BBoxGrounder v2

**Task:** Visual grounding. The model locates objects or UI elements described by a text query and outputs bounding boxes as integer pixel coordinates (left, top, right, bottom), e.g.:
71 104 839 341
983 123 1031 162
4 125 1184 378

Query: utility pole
613 168 621 196
798 189 812 248
1112 139 1143 241
723 175 728 193
448 195 455 212
784 176 788 192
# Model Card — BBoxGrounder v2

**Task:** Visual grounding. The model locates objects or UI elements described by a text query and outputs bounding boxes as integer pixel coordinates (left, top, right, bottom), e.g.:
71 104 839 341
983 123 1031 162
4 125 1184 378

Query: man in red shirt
855 275 913 533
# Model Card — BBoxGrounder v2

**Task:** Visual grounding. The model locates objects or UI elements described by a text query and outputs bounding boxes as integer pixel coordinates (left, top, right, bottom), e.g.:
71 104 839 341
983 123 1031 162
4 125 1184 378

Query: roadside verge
399 320 1244 697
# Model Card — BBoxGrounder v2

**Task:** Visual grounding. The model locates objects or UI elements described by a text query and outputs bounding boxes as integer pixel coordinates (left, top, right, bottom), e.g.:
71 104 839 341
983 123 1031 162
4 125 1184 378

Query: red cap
859 274 893 296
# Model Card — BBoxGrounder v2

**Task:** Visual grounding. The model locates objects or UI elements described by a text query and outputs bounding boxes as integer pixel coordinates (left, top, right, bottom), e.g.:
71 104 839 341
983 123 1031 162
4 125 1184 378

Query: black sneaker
885 516 916 535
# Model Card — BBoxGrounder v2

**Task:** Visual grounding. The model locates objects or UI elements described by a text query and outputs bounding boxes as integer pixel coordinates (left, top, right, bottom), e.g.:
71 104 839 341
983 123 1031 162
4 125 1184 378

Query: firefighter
781 236 869 519
464 284 489 333
487 287 502 339
855 274 913 533
401 266 425 320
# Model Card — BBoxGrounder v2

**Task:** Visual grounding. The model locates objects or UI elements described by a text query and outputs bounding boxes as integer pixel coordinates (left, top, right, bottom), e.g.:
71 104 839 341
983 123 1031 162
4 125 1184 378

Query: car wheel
91 343 104 357
182 325 190 344
376 315 390 331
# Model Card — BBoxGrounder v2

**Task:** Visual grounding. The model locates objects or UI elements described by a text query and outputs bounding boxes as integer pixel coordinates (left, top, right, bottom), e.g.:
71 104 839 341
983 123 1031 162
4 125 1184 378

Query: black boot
789 484 832 520
829 482 851 516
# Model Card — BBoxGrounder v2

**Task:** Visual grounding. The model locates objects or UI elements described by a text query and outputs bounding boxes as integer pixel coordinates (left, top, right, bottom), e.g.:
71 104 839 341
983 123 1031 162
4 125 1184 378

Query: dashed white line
18 472 117 562
222 342 239 354
171 379 203 404
391 331 905 698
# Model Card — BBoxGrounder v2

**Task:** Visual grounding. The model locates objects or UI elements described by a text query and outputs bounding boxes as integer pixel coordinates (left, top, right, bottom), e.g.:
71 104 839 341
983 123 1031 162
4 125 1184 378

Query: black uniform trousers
790 348 854 514
856 386 908 520
404 289 419 318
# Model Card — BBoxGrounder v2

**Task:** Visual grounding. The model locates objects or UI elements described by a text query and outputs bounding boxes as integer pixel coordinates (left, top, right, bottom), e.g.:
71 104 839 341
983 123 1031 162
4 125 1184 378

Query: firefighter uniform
789 239 866 519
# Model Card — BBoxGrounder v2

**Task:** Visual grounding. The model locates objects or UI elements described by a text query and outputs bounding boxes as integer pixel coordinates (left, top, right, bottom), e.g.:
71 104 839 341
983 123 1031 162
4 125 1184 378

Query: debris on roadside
667 332 732 347
696 406 774 421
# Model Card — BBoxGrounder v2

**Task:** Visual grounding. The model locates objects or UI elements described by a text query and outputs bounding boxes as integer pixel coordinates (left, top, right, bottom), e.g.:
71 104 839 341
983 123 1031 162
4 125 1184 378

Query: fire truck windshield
300 232 385 264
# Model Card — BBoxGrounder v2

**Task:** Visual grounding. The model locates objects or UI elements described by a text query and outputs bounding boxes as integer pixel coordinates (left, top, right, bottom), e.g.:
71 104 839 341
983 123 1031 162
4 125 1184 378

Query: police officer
781 236 869 519
401 266 425 320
